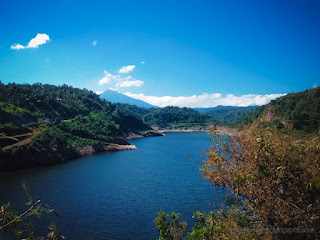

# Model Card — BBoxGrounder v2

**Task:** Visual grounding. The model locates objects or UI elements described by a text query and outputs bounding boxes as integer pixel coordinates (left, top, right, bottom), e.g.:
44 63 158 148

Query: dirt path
0 132 33 141
1 129 42 150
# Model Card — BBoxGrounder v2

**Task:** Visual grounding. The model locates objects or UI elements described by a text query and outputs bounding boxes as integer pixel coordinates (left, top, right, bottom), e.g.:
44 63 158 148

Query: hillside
100 90 156 108
114 103 224 130
114 103 151 118
0 83 156 170
142 106 223 130
196 106 257 123
236 87 320 135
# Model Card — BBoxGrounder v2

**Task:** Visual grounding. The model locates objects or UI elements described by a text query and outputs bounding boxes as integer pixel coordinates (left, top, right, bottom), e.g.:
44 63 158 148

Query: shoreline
0 128 239 172
159 129 209 133
0 132 164 172
125 131 164 140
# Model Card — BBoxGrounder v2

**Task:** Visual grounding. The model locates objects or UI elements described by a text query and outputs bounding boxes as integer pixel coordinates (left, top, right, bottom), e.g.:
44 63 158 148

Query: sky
0 0 319 107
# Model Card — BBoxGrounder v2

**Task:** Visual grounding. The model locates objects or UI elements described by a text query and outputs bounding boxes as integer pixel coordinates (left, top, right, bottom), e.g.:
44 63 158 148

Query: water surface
0 132 226 239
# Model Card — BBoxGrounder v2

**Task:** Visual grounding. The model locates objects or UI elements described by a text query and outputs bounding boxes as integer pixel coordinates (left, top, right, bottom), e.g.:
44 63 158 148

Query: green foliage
0 83 153 168
114 103 150 118
0 82 109 118
60 111 120 143
236 87 320 134
22 181 33 205
204 107 256 123
0 183 63 240
156 198 269 240
157 89 320 239
235 105 267 126
111 108 151 134
155 210 187 240
116 104 224 129
200 128 320 239
141 106 222 128
0 102 31 115
143 106 210 125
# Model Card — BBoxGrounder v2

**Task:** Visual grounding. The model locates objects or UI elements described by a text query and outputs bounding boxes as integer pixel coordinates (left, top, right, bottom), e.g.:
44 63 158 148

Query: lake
0 132 227 239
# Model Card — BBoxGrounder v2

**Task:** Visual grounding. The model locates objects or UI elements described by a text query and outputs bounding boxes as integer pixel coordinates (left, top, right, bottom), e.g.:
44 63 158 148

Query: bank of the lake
0 131 165 171
0 132 227 240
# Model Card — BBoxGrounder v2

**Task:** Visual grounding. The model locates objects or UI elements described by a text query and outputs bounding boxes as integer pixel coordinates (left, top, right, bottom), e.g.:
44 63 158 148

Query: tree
156 127 320 239
200 127 320 239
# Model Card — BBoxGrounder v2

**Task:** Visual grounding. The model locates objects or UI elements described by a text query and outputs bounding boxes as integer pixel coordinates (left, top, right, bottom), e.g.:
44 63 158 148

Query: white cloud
123 92 286 108
125 75 132 80
109 87 118 91
99 70 122 85
27 33 50 48
95 91 103 95
11 33 50 50
141 61 145 64
93 40 97 46
313 82 318 88
10 44 25 50
118 65 136 73
116 80 144 88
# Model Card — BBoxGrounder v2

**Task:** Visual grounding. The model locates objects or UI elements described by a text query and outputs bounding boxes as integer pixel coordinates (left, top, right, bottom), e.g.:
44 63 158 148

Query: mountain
237 87 320 134
0 83 156 170
100 90 156 108
194 106 258 123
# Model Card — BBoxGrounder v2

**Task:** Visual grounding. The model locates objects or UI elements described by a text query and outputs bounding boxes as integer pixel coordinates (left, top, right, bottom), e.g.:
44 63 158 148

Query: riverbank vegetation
156 87 320 239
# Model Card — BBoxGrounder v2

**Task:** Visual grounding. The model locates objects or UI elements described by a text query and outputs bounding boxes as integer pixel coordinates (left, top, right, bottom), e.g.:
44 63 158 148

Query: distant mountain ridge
100 90 156 108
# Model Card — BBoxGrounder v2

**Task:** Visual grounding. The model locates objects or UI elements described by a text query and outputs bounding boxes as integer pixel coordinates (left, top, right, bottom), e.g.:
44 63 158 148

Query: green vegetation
156 88 320 239
156 128 320 240
203 107 256 123
236 87 320 135
114 103 150 118
235 105 267 126
0 183 63 239
142 106 213 126
115 104 223 129
0 102 31 115
0 82 109 118
0 83 152 170
155 197 269 240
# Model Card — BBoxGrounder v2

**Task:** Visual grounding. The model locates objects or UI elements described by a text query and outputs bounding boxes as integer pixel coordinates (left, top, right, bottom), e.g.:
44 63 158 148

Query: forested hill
0 82 107 118
0 82 151 132
199 106 257 123
0 83 154 170
142 106 214 126
115 104 224 130
236 87 320 134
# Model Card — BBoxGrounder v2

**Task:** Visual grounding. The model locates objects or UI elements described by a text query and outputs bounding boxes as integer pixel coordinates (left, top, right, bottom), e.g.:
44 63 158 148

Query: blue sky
1 0 319 107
